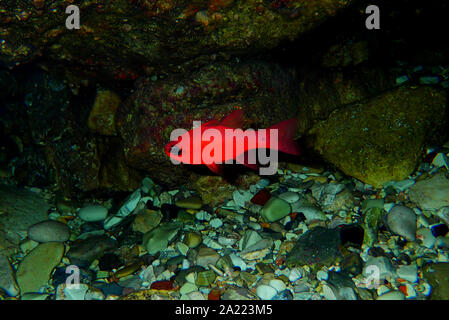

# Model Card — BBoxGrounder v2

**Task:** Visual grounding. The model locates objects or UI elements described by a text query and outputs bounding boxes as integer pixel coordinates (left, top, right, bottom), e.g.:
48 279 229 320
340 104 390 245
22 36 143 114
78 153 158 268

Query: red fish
164 109 300 175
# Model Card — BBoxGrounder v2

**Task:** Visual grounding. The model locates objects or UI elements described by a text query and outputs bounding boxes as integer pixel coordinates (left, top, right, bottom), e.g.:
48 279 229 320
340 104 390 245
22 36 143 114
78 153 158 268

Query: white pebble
210 218 223 228
79 205 108 222
269 279 286 292
256 285 277 300
288 268 303 282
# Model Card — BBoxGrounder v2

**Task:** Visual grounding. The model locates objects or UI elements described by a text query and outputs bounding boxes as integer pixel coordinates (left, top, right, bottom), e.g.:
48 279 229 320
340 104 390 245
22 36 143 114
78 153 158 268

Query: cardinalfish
165 109 301 175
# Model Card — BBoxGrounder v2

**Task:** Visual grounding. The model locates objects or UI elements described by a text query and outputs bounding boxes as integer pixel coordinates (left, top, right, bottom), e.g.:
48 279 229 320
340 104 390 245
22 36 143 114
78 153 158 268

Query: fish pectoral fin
205 163 224 175
219 109 244 129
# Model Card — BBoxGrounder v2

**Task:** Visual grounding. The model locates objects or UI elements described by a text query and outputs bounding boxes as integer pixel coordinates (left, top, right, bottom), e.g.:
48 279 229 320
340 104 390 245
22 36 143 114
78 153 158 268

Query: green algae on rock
306 86 448 187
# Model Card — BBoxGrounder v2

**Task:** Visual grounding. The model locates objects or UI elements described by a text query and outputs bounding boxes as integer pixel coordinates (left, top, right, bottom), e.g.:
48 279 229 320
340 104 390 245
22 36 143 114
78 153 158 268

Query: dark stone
99 253 123 271
80 222 104 234
52 267 95 288
340 253 363 277
161 203 179 222
166 255 184 266
431 224 449 238
339 224 364 248
174 266 206 286
67 235 118 268
93 282 124 297
286 226 341 267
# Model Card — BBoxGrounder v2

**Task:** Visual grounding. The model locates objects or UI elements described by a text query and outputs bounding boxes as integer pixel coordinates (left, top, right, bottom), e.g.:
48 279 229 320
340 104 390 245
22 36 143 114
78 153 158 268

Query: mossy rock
306 86 448 187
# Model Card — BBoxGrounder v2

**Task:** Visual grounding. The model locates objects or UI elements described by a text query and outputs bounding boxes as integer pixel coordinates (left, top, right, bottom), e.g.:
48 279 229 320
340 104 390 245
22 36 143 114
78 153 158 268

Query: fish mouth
165 141 182 157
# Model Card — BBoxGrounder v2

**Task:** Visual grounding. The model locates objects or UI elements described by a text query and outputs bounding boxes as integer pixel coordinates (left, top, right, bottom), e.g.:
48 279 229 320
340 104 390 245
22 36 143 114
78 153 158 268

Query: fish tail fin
268 118 301 156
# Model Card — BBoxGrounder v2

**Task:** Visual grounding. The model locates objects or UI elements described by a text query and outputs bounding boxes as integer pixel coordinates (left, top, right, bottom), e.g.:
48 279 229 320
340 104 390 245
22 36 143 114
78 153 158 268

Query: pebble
27 220 70 243
376 290 405 300
180 282 198 295
142 222 182 255
363 256 396 281
239 230 262 251
386 205 417 241
256 284 277 300
417 228 436 248
409 172 449 211
78 205 108 222
175 196 202 209
183 232 203 249
132 209 162 233
176 242 190 256
16 242 64 294
0 255 19 297
210 218 223 228
103 189 141 229
293 205 326 222
229 254 247 271
67 235 117 268
288 267 303 282
260 197 291 222
272 289 293 300
240 238 273 261
396 264 418 283
278 191 300 204
196 247 220 268
233 190 253 208
269 279 286 292
195 210 212 221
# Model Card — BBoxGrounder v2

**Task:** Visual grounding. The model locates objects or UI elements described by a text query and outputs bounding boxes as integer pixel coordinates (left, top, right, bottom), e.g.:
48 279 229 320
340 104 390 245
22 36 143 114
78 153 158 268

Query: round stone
278 192 300 204
269 279 286 292
27 220 70 243
260 197 291 222
387 205 417 241
256 285 277 300
78 205 108 222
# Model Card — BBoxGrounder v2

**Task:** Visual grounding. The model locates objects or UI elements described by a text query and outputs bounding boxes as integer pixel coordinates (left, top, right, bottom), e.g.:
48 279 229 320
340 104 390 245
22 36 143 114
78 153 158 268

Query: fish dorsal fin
219 109 244 129
205 163 223 175
202 119 220 127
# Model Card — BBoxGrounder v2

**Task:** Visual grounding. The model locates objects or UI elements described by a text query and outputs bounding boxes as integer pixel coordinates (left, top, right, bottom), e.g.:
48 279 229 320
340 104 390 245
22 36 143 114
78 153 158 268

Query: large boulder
0 0 355 76
117 61 300 186
305 86 448 187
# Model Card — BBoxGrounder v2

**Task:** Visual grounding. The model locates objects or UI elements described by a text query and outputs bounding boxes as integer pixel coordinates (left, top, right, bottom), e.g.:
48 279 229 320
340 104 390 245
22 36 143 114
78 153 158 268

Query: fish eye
171 145 182 156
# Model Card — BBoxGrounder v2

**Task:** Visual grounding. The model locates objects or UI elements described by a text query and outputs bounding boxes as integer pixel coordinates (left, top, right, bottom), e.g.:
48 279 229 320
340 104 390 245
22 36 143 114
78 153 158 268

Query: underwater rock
67 235 118 268
117 61 300 186
175 196 202 210
16 242 64 294
142 222 183 255
286 226 341 267
0 184 49 247
0 255 19 297
78 205 108 222
260 197 291 222
306 86 448 187
88 90 121 136
183 232 203 249
195 247 220 268
409 171 449 212
27 220 70 243
0 0 354 76
423 263 449 300
386 205 417 242
132 209 163 234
